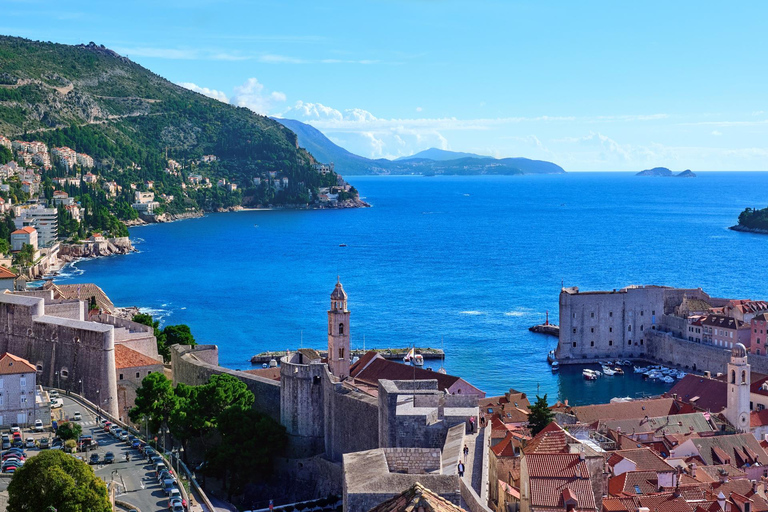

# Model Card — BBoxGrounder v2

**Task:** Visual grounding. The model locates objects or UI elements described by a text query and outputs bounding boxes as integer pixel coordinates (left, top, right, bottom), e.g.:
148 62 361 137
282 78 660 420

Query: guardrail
45 388 215 511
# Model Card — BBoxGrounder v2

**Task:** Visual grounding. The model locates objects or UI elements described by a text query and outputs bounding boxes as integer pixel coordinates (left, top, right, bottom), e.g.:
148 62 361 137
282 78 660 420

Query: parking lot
0 394 190 512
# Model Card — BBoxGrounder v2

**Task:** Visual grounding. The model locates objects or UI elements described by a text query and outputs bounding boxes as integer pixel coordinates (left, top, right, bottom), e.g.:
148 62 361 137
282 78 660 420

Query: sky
2 0 768 171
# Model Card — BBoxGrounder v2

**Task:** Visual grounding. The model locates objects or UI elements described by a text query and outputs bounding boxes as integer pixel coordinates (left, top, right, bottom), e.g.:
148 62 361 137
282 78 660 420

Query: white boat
611 396 633 403
262 363 268 369
634 366 647 373
268 358 278 368
583 369 598 381
661 376 675 383
551 361 560 372
413 354 424 366
602 366 616 376
547 351 557 364
613 367 625 375
621 360 632 366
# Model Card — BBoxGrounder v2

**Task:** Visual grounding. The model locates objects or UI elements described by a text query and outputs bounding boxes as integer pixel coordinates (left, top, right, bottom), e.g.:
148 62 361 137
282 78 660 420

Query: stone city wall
323 382 379 462
171 344 280 421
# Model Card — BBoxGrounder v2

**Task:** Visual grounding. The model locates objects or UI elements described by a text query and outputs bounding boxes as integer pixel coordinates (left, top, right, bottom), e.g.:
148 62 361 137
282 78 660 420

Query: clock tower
725 343 750 433
328 278 350 380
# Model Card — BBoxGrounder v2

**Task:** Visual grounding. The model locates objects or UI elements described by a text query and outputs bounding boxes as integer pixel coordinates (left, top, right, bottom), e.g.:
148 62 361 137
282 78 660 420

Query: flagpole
412 342 416 406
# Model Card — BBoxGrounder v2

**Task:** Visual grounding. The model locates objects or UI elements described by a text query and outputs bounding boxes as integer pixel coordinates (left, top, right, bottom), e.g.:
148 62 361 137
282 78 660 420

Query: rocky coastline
57 236 135 263
729 224 768 235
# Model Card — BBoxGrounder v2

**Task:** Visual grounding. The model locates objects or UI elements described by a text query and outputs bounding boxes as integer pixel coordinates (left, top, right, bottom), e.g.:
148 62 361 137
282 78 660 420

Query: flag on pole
405 347 415 361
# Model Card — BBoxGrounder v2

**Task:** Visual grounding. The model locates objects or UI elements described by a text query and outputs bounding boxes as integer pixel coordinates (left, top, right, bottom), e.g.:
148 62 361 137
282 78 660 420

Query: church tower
328 278 350 379
725 343 750 432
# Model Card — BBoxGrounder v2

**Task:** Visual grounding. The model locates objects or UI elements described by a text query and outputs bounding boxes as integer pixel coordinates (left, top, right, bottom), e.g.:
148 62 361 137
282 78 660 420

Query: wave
460 310 485 315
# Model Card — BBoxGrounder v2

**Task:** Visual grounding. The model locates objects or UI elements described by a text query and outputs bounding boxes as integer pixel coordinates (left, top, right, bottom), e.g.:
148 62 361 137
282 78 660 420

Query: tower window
732 370 736 384
338 323 344 335
590 327 594 333
742 370 747 384
590 341 594 347
572 342 577 347
339 348 344 359
609 340 613 346
591 312 594 318
628 325 632 332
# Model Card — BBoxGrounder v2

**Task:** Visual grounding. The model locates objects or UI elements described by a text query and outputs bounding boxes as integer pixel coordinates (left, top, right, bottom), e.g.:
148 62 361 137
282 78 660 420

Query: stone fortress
172 279 487 509
556 284 768 375
0 286 161 420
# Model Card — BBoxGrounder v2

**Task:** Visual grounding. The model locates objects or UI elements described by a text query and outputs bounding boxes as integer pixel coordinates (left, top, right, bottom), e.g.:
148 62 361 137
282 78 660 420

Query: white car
34 419 44 432
73 412 82 421
51 399 63 409
25 437 35 448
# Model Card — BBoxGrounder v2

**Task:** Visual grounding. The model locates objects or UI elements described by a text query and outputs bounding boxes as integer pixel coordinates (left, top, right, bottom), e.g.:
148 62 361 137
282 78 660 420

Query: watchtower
726 343 750 432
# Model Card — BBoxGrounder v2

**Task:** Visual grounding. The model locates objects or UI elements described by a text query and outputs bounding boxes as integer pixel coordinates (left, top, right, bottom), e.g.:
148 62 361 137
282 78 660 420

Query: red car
103 421 112 432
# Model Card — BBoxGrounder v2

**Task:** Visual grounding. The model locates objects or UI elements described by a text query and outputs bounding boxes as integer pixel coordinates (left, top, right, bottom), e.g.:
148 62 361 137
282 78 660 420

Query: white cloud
178 82 229 103
231 78 287 115
113 46 249 61
712 130 722 136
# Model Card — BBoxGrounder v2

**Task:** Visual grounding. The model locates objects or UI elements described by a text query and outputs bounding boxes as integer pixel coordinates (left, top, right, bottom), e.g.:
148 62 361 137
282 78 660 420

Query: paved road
1 395 177 512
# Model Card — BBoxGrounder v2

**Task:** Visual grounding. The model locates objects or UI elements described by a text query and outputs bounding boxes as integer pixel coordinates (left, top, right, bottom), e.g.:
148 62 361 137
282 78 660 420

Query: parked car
157 469 174 483
103 452 115 464
89 453 100 465
39 438 50 449
162 478 176 495
168 488 182 502
49 390 59 399
103 422 112 432
131 439 141 449
154 462 167 476
34 419 44 432
10 426 20 435
24 438 35 449
51 438 63 450
2 435 10 450
73 411 82 421
119 432 129 441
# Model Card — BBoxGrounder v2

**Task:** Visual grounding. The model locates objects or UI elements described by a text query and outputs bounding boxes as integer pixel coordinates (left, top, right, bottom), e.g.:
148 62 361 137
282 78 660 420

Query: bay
55 172 768 405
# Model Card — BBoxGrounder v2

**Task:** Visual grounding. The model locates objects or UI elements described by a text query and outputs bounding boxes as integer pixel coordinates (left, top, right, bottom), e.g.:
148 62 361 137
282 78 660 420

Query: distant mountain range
274 118 566 176
636 167 696 178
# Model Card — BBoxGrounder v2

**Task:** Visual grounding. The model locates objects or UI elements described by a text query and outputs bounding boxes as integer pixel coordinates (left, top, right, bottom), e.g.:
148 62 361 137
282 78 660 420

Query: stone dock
529 324 560 336
250 347 445 365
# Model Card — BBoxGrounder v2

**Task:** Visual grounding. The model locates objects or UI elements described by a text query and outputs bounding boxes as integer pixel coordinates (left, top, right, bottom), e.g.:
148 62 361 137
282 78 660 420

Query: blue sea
53 172 768 405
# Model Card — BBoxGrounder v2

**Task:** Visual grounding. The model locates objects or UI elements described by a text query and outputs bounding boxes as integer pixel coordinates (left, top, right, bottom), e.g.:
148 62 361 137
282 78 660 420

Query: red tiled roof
571 398 677 424
666 375 727 413
492 432 523 458
12 226 36 235
525 453 588 479
350 351 483 394
114 344 162 369
530 476 597 511
0 266 17 279
611 448 675 473
607 471 658 496
243 367 281 381
523 422 569 454
0 353 36 375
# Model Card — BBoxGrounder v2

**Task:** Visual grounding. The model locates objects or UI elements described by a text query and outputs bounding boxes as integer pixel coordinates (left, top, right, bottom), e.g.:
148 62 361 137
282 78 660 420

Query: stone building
0 289 161 418
0 352 39 427
114 344 164 422
725 343 751 433
556 285 711 361
328 279 350 379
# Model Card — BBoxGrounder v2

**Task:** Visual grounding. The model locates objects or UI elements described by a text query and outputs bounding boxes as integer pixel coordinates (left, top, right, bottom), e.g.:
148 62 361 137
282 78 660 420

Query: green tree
13 243 35 268
7 450 111 512
0 238 9 255
207 408 287 500
56 421 82 441
527 394 554 437
159 324 196 360
129 372 178 444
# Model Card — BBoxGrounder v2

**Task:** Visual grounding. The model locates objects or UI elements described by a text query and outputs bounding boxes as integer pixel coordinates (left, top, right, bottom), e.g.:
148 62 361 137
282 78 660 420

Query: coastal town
0 134 364 281
1 275 768 512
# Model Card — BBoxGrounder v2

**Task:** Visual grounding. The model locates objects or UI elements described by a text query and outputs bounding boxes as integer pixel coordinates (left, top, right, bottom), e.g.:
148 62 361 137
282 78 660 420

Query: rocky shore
124 210 205 227
58 236 135 262
729 224 768 235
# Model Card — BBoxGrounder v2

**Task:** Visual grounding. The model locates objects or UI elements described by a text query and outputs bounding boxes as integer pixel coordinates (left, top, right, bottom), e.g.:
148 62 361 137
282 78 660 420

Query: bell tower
726 343 750 432
328 278 350 379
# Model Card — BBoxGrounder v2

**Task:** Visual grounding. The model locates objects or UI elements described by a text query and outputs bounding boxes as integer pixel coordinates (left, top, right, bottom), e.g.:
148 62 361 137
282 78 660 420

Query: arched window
732 370 736 384
628 325 632 332
742 370 747 384
338 323 344 335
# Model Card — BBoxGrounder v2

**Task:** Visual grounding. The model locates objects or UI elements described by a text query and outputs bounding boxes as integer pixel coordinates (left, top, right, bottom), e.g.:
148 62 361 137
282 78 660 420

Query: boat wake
460 310 485 315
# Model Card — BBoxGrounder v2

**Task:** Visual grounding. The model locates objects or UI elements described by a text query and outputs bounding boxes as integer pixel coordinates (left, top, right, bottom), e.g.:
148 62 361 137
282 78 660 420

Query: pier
529 324 559 336
250 347 445 365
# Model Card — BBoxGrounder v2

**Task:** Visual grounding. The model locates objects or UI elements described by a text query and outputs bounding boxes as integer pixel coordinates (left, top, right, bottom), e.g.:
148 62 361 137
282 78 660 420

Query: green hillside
0 36 340 209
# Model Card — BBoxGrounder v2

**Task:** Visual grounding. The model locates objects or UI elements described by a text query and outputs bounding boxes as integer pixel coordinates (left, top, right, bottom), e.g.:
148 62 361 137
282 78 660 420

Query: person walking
458 461 465 478
469 416 475 433
463 444 469 458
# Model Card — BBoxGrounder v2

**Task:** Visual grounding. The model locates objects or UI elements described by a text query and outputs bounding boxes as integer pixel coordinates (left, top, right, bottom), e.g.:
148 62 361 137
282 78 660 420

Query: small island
636 167 696 178
731 206 768 234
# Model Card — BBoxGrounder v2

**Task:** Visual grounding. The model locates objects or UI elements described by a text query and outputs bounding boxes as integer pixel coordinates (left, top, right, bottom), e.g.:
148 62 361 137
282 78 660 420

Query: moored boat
583 369 598 380
551 361 560 372
602 366 616 376
613 367 625 375
414 354 424 366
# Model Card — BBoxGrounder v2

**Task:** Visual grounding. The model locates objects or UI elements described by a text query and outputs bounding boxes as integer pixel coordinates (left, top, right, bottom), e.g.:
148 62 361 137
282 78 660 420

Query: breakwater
250 347 445 365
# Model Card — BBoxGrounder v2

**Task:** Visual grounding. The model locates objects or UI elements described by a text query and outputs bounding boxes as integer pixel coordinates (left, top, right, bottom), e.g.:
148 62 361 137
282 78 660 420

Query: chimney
753 480 758 494
672 393 678 400
690 462 697 478
705 371 712 378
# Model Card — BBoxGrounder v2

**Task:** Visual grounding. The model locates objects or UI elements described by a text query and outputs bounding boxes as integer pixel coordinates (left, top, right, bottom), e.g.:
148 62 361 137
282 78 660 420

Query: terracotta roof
571 398 677 424
0 266 17 280
610 448 675 473
114 344 162 369
693 464 746 484
0 353 36 375
525 453 589 479
682 434 768 468
751 409 768 427
601 413 714 437
491 431 523 458
367 482 465 512
666 375 727 413
349 351 483 395
11 227 36 235
528 471 597 511
608 471 659 496
523 422 569 454
701 314 747 330
710 480 768 512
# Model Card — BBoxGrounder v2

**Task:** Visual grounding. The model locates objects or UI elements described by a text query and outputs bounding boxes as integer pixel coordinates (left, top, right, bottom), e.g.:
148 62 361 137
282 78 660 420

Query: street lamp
54 371 59 390
78 379 82 396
